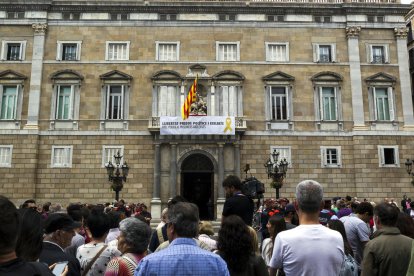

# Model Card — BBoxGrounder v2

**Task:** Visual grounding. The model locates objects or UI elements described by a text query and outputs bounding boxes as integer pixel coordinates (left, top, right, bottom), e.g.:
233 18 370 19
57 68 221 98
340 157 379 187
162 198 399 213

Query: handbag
81 245 108 276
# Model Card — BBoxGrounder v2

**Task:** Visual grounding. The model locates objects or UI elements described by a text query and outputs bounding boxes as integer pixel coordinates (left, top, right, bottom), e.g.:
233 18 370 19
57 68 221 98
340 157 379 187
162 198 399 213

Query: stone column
25 23 47 129
169 143 177 199
216 143 225 219
346 26 367 130
394 27 414 129
151 143 161 219
234 142 241 178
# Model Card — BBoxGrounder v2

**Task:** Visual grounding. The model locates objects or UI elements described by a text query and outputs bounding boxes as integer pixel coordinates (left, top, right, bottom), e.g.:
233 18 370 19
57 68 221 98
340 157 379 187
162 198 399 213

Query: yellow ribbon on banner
223 117 233 133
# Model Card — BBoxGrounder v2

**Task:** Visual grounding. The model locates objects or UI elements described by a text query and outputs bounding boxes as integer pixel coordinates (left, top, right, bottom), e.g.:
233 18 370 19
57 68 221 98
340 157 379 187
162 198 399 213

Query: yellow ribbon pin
223 117 233 133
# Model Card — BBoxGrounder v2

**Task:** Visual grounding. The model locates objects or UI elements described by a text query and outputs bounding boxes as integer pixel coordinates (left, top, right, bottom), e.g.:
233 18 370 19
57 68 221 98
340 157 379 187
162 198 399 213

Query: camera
242 176 265 199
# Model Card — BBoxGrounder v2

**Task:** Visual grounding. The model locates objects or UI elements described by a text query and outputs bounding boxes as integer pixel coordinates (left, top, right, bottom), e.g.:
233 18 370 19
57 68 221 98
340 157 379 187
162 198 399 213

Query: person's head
16 208 44 261
247 226 259 253
140 204 147 211
396 212 414 239
42 202 51 213
167 195 187 208
295 180 323 214
161 208 168 223
345 195 352 202
22 199 37 210
107 211 122 229
267 215 286 241
327 220 353 257
167 202 199 240
403 195 407 200
350 202 359 213
374 202 399 228
117 217 151 254
44 213 79 248
0 196 19 256
356 202 374 223
222 175 243 197
199 221 214 236
217 215 253 272
85 208 110 239
284 203 296 219
323 200 331 210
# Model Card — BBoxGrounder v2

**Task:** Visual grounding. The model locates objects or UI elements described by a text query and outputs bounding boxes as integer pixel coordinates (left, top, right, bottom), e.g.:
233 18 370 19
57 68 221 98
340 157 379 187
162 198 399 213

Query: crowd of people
1 176 414 276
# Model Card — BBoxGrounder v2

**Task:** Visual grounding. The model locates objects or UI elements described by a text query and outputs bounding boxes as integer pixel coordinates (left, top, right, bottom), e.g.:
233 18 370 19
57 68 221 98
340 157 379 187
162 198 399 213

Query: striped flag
181 76 198 120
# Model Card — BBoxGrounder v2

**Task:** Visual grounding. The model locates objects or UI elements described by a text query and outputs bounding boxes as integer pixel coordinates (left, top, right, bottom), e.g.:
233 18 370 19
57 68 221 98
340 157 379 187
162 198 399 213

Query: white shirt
340 215 370 266
76 242 121 276
105 228 120 244
269 224 344 276
261 238 273 266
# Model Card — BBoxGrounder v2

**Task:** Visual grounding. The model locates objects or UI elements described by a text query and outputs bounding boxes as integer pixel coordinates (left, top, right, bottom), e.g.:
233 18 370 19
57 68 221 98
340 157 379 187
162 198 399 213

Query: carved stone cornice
346 26 361 38
394 27 408 39
32 23 47 34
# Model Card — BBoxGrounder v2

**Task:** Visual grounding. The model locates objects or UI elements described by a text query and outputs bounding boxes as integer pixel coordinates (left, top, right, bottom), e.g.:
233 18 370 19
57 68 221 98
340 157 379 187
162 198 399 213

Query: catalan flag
181 76 198 120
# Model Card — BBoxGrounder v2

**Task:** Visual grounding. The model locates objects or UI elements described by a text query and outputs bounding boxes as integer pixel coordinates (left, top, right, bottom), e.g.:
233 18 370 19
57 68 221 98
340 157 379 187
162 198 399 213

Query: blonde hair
199 221 214 236
247 226 259 253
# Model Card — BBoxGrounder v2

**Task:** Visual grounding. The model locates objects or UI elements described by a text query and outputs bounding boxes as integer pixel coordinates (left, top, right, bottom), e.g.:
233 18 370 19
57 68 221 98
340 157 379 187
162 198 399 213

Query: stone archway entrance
181 153 214 220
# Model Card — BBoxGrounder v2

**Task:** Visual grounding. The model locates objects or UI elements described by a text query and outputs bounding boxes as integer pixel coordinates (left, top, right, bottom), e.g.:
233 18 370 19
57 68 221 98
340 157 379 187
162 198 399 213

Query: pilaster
346 26 368 130
151 143 161 218
394 27 414 129
24 23 47 130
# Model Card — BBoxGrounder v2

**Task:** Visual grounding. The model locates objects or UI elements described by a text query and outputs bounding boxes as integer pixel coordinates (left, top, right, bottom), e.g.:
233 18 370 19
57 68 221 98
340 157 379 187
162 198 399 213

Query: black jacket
39 242 80 276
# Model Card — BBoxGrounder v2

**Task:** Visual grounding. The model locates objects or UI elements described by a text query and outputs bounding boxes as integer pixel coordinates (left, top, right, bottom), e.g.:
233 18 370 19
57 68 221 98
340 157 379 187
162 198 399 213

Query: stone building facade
0 0 413 219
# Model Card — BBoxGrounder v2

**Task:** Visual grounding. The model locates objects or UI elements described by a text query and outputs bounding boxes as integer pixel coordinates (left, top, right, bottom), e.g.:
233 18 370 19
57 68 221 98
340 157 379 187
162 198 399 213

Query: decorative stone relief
345 26 361 38
178 145 217 160
32 23 47 34
394 27 408 39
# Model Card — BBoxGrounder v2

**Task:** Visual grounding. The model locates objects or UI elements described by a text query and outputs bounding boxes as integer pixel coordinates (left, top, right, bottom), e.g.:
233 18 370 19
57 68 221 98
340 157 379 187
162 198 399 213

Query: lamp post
264 149 289 199
405 159 414 186
105 151 129 201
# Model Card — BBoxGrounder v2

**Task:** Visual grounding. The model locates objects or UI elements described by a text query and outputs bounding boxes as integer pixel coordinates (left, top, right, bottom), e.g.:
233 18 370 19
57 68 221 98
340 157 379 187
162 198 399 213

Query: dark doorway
181 154 214 220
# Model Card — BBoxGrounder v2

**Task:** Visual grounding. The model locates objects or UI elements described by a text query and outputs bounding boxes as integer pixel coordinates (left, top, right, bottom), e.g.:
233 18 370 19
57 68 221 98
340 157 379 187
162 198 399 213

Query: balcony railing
148 116 247 132
147 0 398 3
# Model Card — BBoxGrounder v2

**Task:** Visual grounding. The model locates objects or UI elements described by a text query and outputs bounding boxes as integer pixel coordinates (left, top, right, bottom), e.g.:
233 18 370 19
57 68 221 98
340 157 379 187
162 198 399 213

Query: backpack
339 254 358 276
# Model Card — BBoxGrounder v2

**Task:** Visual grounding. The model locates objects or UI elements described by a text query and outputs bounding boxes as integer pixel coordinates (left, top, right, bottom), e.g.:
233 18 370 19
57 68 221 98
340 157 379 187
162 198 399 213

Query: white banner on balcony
160 116 235 135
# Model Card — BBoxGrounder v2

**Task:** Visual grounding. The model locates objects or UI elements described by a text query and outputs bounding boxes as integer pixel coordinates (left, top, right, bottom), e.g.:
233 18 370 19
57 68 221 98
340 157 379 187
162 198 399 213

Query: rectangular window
216 42 239 61
102 146 124 167
106 42 129 61
319 87 337 121
159 14 176 21
373 87 393 121
7 12 24 19
270 146 292 167
57 41 82 61
313 43 336 63
51 146 73 168
266 43 289 62
0 145 12 167
321 146 342 167
267 15 284 22
314 16 331 23
55 86 74 120
369 44 389 64
0 86 18 120
368 16 384 23
106 85 124 120
270 87 288 121
1 41 26 61
111 13 128 20
219 86 239 116
219 14 235 21
319 45 331 63
156 42 179 61
158 86 178 116
62 13 80 20
378 145 399 167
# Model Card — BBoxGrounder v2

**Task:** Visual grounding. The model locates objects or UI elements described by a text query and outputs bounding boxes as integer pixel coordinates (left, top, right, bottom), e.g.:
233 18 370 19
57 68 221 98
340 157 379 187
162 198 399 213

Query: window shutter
334 87 338 121
331 44 336 62
379 147 385 166
336 87 342 121
13 85 19 119
0 42 6 60
55 86 61 119
56 42 62 60
229 86 236 116
120 85 124 120
222 86 229 116
69 85 74 120
387 87 394 121
286 86 291 120
372 88 378 121
321 147 327 167
105 85 110 119
369 45 374 63
0 85 3 116
167 86 176 116
159 86 167 116
319 87 324 121
20 41 26 60
313 44 319 62
384 45 389 63
265 86 270 120
76 42 81 60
